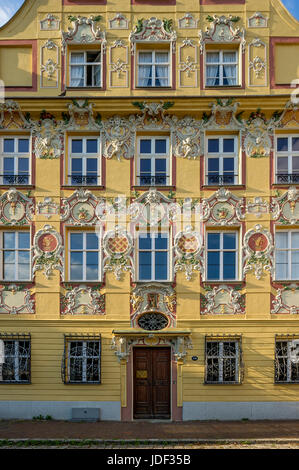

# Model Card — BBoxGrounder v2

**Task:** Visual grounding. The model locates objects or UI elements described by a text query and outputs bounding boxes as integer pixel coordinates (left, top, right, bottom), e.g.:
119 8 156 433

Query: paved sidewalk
0 419 299 440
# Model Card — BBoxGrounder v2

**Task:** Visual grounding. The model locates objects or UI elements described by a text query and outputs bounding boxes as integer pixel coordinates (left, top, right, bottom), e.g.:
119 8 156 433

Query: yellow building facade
0 0 298 421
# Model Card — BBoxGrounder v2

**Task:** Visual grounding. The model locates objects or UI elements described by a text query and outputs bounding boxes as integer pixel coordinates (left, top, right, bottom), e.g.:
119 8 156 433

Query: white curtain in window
70 54 85 87
155 52 169 86
93 65 101 86
223 52 237 86
138 65 152 86
206 65 219 86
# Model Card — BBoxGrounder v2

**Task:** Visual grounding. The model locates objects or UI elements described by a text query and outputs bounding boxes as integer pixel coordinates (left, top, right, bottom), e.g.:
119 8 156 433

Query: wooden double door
133 347 171 419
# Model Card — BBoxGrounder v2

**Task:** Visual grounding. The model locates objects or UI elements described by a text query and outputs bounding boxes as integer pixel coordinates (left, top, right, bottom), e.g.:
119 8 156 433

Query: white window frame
136 49 171 88
68 231 101 282
0 230 31 282
205 339 240 383
204 48 240 87
69 50 102 88
136 230 171 282
67 340 101 383
274 230 299 281
205 135 239 185
67 136 101 186
136 136 171 186
0 135 31 185
205 230 239 282
275 134 299 184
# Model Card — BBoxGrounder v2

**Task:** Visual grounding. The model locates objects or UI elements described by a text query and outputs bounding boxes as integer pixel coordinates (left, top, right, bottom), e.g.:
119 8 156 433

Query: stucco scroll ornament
203 98 244 131
199 15 246 54
271 187 299 225
201 187 245 226
243 224 274 280
103 226 134 280
201 285 245 315
65 100 101 131
62 15 106 53
129 18 177 54
60 188 104 226
36 197 59 219
111 334 192 363
174 226 204 281
0 188 34 225
0 100 31 129
32 225 64 280
271 284 299 315
169 115 203 159
32 113 63 159
0 285 34 315
130 283 176 327
61 285 105 315
243 110 273 158
101 116 135 160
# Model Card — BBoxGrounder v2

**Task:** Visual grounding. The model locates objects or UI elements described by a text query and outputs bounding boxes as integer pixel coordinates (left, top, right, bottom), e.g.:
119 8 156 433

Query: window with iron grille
0 334 31 383
275 339 299 383
205 136 239 185
68 136 101 186
62 335 101 384
205 337 242 384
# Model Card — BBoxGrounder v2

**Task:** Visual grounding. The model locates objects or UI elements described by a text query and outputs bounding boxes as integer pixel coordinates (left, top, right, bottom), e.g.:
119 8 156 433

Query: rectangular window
68 136 101 186
69 232 100 281
275 231 299 280
138 232 169 281
62 335 101 384
136 136 170 186
0 136 30 185
205 50 238 87
276 135 299 184
69 51 101 87
0 335 31 383
137 50 170 87
0 231 31 281
206 231 238 281
275 339 299 383
206 136 238 185
205 338 241 384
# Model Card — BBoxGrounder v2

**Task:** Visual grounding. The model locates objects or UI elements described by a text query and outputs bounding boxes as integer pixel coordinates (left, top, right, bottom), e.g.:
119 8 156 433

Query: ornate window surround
129 18 177 90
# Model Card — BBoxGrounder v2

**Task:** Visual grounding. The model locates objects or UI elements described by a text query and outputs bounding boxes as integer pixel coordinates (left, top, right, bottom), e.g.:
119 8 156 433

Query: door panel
133 347 171 419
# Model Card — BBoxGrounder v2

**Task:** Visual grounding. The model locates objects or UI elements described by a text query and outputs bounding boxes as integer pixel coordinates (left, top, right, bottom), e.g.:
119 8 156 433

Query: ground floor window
0 334 31 383
62 335 101 384
205 337 242 384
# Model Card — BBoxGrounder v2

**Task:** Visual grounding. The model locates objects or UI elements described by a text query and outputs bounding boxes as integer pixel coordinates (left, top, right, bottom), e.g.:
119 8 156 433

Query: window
205 338 241 384
0 231 30 281
206 136 238 185
206 231 238 281
275 339 299 383
275 231 299 280
136 137 170 186
69 51 101 87
205 50 238 87
0 335 31 383
68 137 101 186
275 135 299 184
0 136 30 185
137 50 170 87
69 232 100 281
138 232 169 281
62 335 101 384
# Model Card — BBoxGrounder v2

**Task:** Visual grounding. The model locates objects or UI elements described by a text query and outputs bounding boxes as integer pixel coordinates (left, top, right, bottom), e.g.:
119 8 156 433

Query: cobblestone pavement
1 419 299 440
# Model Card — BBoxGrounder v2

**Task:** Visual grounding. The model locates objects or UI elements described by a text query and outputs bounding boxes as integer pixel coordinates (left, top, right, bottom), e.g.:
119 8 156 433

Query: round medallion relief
177 234 200 255
212 202 234 221
3 201 25 222
248 232 268 252
107 235 129 255
72 202 94 223
37 233 58 253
